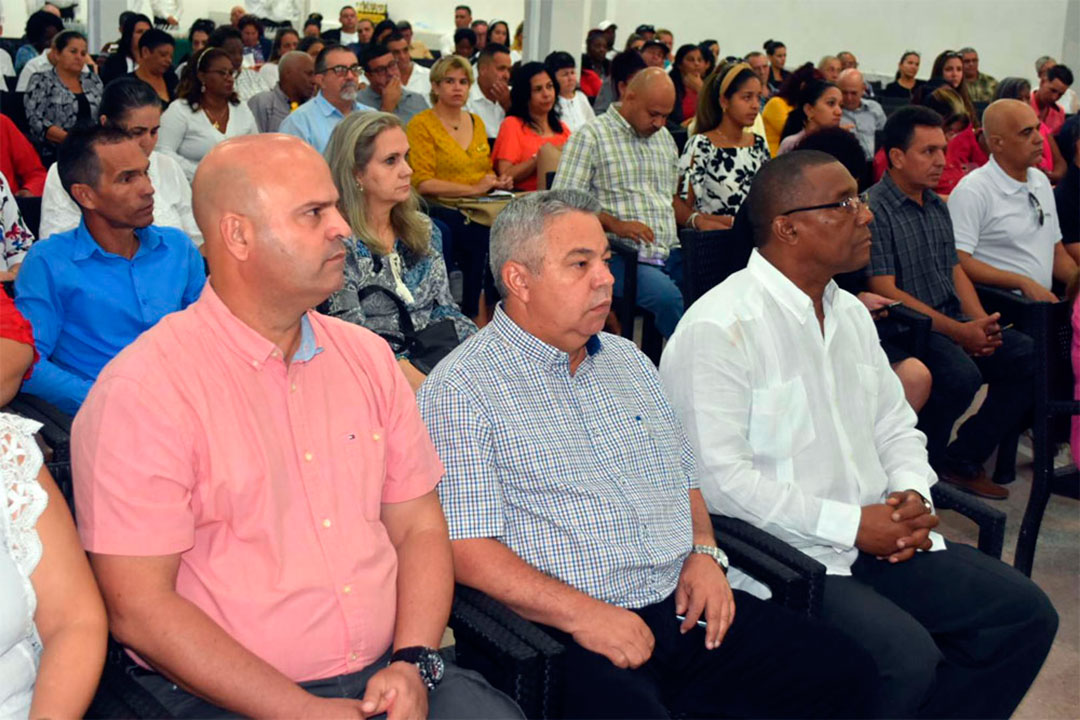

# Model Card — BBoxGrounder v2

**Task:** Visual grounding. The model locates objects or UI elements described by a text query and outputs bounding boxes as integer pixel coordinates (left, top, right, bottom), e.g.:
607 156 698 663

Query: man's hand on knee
568 600 655 669
361 662 429 719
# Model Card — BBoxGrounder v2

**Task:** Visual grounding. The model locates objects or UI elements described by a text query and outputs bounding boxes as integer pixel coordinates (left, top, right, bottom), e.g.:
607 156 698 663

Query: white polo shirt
947 155 1062 290
466 81 505 138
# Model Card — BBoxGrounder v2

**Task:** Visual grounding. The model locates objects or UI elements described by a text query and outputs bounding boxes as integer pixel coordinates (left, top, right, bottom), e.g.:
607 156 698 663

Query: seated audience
238 14 271 66
207 25 269 103
176 18 214 75
99 13 151 86
247 51 316 133
373 19 400 48
358 43 429 126
407 55 511 318
552 68 685 338
1056 116 1079 248
1036 56 1080 115
545 51 596 133
928 50 978 126
1031 63 1073 135
466 44 512 137
623 33 646 54
42 77 201 244
1 176 36 281
669 44 707 126
25 31 104 167
279 44 375 155
132 29 179 105
640 39 668 69
777 78 843 155
698 41 718 79
761 62 815 156
580 28 610 80
396 19 432 60
512 22 525 63
1 292 37 403
71 133 521 720
837 50 857 71
303 14 322 38
15 127 205 415
492 62 572 192
882 51 925 100
867 106 1036 497
14 13 71 92
469 19 487 50
921 85 986 195
960 46 997 102
387 32 431 103
159 48 259 182
0 411 108 717
13 10 63 76
994 77 1066 183
324 112 476 391
817 55 841 82
486 20 512 58
299 35 325 61
593 49 646 115
764 39 789 93
677 62 769 226
257 26 301 87
949 100 1076 298
838 68 885 160
418 189 878 720
745 50 771 104
321 5 360 46
659 149 1057 719
453 28 477 61
0 115 48 197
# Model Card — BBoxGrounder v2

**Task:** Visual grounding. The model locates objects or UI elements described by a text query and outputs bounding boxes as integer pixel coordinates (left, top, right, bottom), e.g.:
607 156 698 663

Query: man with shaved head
553 67 687 338
72 134 521 719
838 68 885 160
949 99 1076 299
661 150 1058 719
247 50 316 132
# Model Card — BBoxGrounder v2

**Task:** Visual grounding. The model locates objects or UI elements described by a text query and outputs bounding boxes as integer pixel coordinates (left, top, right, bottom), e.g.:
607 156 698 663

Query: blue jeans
609 249 685 338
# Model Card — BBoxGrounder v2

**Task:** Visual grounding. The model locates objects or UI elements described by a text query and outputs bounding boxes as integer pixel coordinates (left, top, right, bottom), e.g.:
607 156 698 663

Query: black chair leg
991 430 1019 485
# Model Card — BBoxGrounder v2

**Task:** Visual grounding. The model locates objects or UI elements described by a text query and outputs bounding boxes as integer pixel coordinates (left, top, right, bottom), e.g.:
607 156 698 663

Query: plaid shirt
551 105 679 264
418 306 696 609
868 172 962 319
966 72 998 104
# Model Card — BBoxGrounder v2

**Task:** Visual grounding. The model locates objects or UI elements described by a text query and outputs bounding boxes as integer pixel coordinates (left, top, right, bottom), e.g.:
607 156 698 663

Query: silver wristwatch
692 544 729 572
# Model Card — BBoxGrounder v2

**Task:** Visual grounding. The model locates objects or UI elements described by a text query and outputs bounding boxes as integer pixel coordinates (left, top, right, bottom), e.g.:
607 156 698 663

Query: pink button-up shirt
73 285 444 682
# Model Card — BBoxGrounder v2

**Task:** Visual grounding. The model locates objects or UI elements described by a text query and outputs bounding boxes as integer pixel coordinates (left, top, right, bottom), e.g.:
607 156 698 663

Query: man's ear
772 215 798 247
218 213 256 261
70 183 97 211
501 260 533 304
887 146 905 170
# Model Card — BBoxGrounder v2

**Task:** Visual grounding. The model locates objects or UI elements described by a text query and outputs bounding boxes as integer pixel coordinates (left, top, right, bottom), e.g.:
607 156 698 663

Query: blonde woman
325 112 476 390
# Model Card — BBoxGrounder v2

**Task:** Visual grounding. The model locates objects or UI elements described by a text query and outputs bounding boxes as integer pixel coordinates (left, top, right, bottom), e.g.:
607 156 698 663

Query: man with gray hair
279 44 375 153
418 189 877 719
959 47 997 102
247 51 316 132
838 68 886 160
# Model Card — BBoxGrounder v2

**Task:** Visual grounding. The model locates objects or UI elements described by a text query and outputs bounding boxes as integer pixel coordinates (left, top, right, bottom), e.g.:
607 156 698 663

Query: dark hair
177 47 239 109
746 149 837 246
117 11 136 30
58 125 134 196
795 128 870 191
780 78 838 139
304 13 323 32
237 14 263 37
668 44 703 122
641 39 667 56
610 50 646 99
697 42 716 78
508 62 563 134
1047 64 1074 86
138 28 175 53
764 39 785 56
360 43 391 71
456 5 472 14
882 105 944 165
488 20 510 44
470 19 488 29
894 50 920 81
994 76 1031 101
268 27 299 61
775 62 817 104
339 4 353 13
929 50 978 127
188 18 216 44
373 19 397 43
357 17 375 28
384 31 406 46
545 50 575 75
314 43 354 73
395 19 412 31
25 11 64 49
919 85 970 131
454 28 477 48
99 76 162 123
298 36 324 54
930 50 962 81
695 62 759 133
119 13 152 60
53 30 86 54
209 25 242 48
478 42 510 66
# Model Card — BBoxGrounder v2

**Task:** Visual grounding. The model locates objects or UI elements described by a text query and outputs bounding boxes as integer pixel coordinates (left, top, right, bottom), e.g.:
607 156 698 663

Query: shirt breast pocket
341 426 387 521
748 377 815 462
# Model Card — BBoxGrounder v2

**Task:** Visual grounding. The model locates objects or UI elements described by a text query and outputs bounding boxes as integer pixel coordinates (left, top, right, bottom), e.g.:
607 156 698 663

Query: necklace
437 110 462 131
204 104 228 131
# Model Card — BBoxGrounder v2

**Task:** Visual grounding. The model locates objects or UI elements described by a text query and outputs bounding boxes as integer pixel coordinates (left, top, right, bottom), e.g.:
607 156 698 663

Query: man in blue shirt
418 190 874 719
15 126 205 416
279 44 375 154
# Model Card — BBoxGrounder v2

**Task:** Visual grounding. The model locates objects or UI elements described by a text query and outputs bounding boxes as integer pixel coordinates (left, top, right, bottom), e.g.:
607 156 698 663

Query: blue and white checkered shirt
418 306 696 609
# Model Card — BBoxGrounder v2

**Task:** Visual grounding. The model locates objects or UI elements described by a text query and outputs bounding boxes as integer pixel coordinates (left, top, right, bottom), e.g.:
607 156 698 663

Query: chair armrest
930 483 1005 559
876 305 931 358
611 239 638 340
974 284 1051 335
711 515 826 618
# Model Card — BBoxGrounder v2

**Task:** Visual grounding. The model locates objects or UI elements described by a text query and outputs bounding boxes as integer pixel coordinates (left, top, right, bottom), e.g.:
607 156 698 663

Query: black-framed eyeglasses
1028 192 1045 227
319 63 362 77
204 68 239 79
364 62 394 77
780 192 870 217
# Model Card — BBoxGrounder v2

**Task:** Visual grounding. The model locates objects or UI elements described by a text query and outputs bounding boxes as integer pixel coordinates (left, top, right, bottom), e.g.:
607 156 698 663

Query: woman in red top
492 62 571 191
1 291 37 405
670 44 706 126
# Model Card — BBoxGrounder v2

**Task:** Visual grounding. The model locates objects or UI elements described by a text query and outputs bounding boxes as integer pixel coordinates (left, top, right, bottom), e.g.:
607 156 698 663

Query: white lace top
0 413 47 720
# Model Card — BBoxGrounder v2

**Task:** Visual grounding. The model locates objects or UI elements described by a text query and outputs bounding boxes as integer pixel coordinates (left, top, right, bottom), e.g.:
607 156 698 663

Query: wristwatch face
420 649 445 689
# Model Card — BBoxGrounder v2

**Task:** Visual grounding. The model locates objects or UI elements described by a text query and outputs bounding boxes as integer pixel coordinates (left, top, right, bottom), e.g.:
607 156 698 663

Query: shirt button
350 652 359 661
343 585 352 594
291 383 297 392
322 518 331 528
372 432 381 441
304 452 313 462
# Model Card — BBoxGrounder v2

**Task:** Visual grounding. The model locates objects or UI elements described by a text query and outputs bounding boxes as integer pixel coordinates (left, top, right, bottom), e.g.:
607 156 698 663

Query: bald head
982 99 1044 171
625 66 674 100
838 68 865 110
620 67 675 136
982 99 1035 138
278 50 315 101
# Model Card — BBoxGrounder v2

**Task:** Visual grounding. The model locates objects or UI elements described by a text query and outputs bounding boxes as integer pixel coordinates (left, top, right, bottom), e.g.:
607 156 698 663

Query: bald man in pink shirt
72 134 521 719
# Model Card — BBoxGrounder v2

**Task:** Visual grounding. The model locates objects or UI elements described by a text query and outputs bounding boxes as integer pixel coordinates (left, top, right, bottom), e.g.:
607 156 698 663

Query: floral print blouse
678 132 771 217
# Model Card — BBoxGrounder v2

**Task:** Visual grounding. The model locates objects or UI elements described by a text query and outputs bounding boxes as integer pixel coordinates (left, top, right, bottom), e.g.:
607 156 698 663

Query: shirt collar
490 303 603 371
608 104 636 136
70 218 163 261
748 249 837 324
879 170 939 209
196 283 324 369
986 155 1029 195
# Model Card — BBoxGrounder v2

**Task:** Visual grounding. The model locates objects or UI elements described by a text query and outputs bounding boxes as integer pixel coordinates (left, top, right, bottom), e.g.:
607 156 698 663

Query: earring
356 179 364 192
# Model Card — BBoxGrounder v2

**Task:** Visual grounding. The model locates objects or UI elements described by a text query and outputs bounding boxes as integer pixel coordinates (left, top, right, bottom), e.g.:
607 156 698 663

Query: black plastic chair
15 194 41 240
610 238 663 364
0 90 31 137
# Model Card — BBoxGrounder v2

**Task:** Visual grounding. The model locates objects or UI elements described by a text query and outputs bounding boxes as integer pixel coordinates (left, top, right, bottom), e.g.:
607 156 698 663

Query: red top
682 87 698 124
0 116 47 197
580 69 602 98
491 116 573 191
1 291 37 379
1031 93 1065 135
939 126 989 195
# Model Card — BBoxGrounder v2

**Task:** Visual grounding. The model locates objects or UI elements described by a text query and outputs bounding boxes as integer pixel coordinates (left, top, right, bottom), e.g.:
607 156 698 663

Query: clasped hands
856 490 940 563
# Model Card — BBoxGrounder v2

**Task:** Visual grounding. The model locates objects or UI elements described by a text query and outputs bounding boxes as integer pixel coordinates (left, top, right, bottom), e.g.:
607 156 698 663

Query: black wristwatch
390 646 445 691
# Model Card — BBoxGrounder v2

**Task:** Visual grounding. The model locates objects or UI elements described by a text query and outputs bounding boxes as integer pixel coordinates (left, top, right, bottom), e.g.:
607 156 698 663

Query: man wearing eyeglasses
279 44 375 154
659 150 1058 720
949 100 1075 301
357 43 428 125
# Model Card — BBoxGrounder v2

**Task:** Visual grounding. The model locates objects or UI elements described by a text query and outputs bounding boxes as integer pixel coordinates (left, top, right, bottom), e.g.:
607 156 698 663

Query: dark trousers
821 542 1058 719
609 249 685 338
131 651 523 719
917 328 1035 472
427 206 493 317
539 591 875 719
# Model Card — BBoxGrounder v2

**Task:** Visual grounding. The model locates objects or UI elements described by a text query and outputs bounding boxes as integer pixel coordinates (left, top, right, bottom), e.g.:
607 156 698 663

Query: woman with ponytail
776 77 843 154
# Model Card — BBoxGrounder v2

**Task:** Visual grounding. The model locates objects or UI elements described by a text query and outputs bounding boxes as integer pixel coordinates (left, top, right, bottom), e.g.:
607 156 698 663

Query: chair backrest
15 195 41 240
679 227 753 307
669 125 688 155
0 91 31 138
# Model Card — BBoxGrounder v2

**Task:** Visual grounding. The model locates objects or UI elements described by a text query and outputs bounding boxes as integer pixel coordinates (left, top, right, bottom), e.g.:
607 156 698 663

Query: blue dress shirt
14 220 206 415
277 92 376 154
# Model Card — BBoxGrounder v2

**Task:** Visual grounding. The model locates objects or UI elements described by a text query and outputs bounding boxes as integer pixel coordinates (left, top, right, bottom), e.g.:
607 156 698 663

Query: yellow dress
406 109 493 190
761 97 793 158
